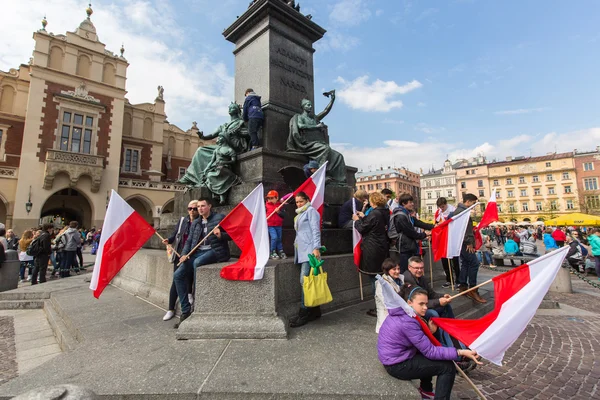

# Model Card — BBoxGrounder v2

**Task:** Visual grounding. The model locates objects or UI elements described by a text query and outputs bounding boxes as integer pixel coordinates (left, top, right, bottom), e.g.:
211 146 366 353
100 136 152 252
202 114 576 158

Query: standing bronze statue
286 90 347 186
178 103 249 191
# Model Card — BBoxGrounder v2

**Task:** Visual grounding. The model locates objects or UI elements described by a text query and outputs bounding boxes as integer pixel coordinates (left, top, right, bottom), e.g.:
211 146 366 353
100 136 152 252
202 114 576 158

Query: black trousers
248 118 263 148
384 354 455 399
441 257 460 283
32 255 50 285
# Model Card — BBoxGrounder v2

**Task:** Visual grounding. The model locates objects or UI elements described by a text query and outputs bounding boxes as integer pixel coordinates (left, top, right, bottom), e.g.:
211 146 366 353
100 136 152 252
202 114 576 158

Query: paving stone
0 316 18 385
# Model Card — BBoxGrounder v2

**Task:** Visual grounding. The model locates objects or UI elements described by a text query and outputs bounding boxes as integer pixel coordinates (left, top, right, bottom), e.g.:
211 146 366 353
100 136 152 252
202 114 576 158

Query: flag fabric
89 190 155 298
294 161 327 222
432 246 569 365
474 189 499 250
352 199 362 267
431 203 478 262
377 275 441 346
219 184 270 281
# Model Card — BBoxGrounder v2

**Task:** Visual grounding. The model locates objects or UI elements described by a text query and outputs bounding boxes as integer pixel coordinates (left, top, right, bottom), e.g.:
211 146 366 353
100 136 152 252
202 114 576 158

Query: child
242 88 264 150
265 190 286 259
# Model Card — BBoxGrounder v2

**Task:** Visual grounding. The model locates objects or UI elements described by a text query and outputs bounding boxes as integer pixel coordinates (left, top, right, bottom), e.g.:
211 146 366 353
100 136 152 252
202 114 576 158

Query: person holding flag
378 282 481 399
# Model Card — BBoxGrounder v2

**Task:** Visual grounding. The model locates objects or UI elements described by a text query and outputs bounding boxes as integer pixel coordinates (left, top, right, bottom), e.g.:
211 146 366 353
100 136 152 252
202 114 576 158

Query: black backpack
26 238 42 257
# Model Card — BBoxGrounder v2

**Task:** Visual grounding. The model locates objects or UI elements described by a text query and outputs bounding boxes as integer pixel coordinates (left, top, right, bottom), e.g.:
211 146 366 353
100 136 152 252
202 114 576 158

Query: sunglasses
188 207 198 211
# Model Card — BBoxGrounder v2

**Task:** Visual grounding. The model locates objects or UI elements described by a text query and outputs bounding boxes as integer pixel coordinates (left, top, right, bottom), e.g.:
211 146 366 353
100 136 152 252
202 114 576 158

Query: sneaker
278 251 287 260
26 276 32 281
270 252 280 260
418 387 435 399
442 282 451 288
188 294 194 306
163 310 175 321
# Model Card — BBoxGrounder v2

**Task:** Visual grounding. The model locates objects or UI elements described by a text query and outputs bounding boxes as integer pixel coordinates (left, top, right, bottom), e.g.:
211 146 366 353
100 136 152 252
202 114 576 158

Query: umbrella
517 221 532 226
544 212 600 226
533 221 545 226
504 221 516 225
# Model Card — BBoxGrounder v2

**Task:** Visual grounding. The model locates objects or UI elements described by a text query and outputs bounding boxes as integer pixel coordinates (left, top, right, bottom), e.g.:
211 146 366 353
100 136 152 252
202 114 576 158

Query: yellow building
0 7 210 232
487 153 578 221
455 157 490 218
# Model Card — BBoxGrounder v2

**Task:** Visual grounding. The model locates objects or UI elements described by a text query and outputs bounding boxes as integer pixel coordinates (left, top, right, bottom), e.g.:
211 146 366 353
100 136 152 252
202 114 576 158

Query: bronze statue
203 134 242 204
286 90 347 186
179 103 249 191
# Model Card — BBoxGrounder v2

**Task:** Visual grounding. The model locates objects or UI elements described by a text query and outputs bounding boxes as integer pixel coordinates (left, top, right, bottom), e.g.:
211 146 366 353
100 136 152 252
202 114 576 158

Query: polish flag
219 184 270 281
90 190 155 298
433 246 569 365
431 203 478 262
474 189 499 250
377 275 441 346
352 199 362 267
294 161 327 222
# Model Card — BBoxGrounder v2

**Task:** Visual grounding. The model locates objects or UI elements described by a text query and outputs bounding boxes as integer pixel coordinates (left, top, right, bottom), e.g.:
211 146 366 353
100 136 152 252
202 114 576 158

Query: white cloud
414 123 444 134
329 0 372 26
315 31 360 53
375 9 384 17
415 8 439 22
417 102 427 107
382 119 405 125
468 81 477 89
332 127 600 173
494 107 547 115
335 76 423 112
0 0 233 130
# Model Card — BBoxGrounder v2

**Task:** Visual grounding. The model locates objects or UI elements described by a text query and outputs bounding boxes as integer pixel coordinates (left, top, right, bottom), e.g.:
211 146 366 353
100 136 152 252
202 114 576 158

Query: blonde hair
354 189 368 201
369 192 387 207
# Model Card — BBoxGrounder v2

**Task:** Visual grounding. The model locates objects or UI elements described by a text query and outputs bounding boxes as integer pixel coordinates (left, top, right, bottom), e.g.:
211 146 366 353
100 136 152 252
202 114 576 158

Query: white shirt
435 204 456 223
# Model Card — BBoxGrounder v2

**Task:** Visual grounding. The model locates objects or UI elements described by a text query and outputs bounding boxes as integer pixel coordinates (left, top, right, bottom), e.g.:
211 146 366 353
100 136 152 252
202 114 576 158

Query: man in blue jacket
175 197 231 327
242 88 264 150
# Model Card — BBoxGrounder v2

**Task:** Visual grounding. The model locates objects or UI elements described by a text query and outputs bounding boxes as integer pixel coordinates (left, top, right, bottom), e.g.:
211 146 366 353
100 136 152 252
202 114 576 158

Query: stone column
223 0 325 152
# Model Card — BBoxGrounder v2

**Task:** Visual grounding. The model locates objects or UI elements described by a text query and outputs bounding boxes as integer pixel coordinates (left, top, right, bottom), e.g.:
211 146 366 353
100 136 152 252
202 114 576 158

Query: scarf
294 201 312 231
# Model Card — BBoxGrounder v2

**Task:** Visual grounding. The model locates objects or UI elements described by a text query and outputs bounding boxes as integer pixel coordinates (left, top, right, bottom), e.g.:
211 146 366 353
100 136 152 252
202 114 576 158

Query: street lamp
25 186 33 215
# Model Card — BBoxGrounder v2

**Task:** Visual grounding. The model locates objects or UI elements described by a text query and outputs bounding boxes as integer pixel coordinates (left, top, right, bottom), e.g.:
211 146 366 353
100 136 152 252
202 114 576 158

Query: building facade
356 167 420 207
455 157 490 218
573 147 600 215
0 7 210 233
487 153 579 221
419 160 458 220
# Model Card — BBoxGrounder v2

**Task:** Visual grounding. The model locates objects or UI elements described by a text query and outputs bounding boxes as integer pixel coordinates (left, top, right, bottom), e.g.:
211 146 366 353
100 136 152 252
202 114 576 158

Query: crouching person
378 285 481 399
174 197 231 328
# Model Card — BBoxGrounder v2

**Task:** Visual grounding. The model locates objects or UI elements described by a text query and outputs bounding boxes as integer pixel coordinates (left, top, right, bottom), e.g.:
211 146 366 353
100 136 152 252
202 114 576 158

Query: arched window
102 63 116 85
76 55 91 78
168 136 176 154
49 46 64 70
123 112 132 136
183 139 191 158
143 117 153 140
0 86 15 113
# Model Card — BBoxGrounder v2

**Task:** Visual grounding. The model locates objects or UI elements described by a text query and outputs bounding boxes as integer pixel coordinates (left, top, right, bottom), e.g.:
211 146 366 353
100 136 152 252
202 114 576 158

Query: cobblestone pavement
0 316 18 385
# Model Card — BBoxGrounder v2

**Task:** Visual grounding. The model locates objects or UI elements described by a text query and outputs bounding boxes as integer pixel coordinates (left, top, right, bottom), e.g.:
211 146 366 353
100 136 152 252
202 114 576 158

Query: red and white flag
90 190 155 298
433 246 569 365
219 184 270 281
431 203 478 261
352 199 362 267
474 189 499 250
294 161 327 222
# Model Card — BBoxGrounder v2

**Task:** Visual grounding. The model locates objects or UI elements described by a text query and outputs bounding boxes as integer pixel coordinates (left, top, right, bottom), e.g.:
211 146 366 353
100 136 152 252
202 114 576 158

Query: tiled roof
487 152 573 167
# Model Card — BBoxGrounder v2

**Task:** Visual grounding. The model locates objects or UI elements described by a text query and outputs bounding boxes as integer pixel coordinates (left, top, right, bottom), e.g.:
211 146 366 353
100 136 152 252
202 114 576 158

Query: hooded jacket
392 206 434 254
242 92 264 121
377 307 458 366
63 227 82 251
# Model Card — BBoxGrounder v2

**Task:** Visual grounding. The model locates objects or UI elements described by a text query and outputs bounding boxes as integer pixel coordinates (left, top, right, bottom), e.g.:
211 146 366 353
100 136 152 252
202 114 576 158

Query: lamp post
25 186 33 215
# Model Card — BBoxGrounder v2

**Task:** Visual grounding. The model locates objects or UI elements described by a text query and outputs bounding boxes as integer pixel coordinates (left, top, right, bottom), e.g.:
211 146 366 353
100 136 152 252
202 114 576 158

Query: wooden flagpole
449 259 455 292
453 361 488 399
154 231 181 258
427 242 434 288
359 272 364 301
176 224 222 266
447 278 492 301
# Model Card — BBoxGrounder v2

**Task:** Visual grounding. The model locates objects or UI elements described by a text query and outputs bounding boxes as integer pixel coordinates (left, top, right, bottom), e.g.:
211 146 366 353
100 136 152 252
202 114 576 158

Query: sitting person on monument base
286 91 347 186
174 197 231 329
179 102 250 188
403 256 454 320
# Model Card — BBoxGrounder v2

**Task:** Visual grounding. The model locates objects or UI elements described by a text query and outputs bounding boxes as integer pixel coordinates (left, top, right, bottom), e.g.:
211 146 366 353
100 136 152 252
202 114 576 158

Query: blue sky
2 0 599 172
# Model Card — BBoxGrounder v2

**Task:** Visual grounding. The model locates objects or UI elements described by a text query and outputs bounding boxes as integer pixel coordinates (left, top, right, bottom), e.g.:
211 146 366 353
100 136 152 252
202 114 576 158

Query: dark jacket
182 212 231 262
453 203 475 246
242 93 264 121
34 231 52 267
354 206 390 274
393 207 434 255
339 198 362 228
403 270 443 309
168 215 194 255
6 236 19 251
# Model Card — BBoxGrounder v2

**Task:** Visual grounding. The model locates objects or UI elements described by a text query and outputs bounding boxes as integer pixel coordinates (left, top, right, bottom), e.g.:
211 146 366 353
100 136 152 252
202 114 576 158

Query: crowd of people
0 222 101 285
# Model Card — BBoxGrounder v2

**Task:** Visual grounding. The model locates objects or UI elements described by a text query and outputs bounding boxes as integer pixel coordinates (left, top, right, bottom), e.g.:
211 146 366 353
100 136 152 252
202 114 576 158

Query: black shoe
289 308 310 328
173 312 191 329
442 282 451 288
366 309 377 317
456 360 476 373
308 306 321 321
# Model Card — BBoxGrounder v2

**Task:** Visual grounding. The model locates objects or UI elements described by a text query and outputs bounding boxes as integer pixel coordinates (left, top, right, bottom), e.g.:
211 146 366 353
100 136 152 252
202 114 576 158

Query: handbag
167 217 184 263
303 266 333 307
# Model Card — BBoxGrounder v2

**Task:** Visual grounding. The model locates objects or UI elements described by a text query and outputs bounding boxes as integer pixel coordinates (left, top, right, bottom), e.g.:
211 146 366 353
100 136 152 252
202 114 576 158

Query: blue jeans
174 249 217 314
299 262 310 309
458 244 480 288
20 261 33 280
268 226 283 253
60 251 77 277
477 251 493 265
425 308 463 361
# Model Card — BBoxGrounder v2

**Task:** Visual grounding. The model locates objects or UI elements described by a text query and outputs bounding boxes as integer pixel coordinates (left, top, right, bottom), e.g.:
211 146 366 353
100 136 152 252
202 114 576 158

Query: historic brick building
0 6 211 232
573 147 600 215
356 167 420 208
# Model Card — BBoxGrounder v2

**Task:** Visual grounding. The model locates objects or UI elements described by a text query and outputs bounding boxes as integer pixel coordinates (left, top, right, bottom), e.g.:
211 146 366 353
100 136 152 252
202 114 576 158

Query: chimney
506 156 512 161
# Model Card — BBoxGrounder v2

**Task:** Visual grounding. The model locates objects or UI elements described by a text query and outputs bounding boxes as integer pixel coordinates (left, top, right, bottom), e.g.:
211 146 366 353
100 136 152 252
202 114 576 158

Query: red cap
267 190 279 198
